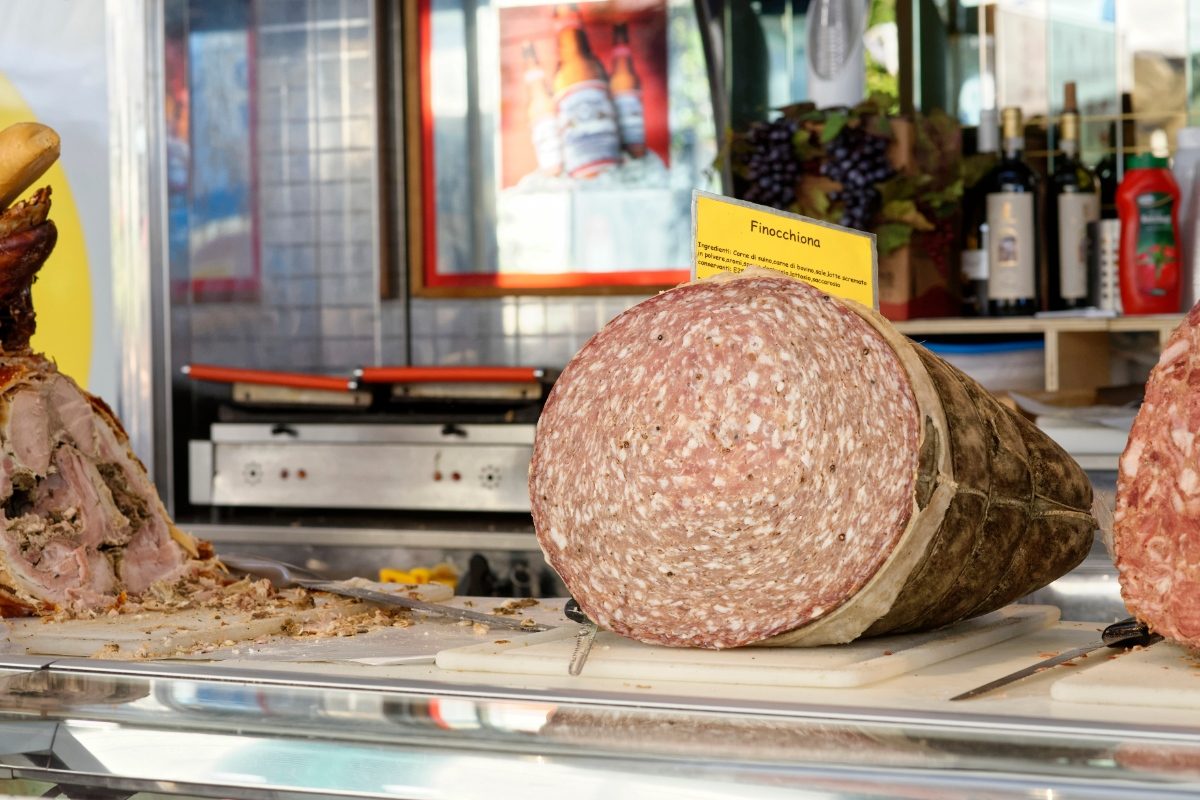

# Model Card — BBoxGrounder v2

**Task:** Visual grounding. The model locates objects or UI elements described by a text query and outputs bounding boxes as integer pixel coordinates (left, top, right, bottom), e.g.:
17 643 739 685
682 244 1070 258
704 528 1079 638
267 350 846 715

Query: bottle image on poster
521 41 562 175
553 4 621 178
610 22 645 158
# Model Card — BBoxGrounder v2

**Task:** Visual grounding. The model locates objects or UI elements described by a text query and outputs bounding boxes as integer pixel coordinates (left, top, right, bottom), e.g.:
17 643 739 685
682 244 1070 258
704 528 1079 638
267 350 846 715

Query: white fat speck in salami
1115 303 1200 649
529 277 920 649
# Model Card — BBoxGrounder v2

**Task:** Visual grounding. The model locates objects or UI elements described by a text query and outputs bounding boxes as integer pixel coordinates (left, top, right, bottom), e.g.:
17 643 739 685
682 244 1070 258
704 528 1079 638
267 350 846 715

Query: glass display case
0 658 1197 799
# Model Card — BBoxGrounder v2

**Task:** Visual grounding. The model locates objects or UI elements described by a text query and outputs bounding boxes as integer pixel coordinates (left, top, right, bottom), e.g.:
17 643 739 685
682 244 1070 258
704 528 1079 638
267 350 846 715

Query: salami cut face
530 277 921 648
1115 304 1200 648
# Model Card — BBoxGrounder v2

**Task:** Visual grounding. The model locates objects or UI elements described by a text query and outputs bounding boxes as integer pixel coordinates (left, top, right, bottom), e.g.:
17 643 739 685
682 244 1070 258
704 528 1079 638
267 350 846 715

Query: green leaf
793 132 824 162
961 153 997 189
779 102 817 119
913 108 961 183
881 199 936 231
795 175 842 221
867 0 896 27
820 112 849 143
868 90 896 110
877 174 926 204
922 179 963 209
875 222 913 256
866 113 892 138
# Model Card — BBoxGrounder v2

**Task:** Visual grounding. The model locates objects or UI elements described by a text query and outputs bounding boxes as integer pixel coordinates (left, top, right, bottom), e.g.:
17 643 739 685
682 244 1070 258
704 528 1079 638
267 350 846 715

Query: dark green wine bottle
986 107 1040 316
1048 82 1099 310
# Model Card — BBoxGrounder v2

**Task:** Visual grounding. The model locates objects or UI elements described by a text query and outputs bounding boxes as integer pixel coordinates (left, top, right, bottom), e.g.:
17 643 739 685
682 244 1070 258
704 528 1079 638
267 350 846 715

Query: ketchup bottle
1117 153 1183 314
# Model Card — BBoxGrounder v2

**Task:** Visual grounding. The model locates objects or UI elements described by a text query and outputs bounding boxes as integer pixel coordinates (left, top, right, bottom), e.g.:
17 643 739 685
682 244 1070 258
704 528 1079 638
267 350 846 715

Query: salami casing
1114 304 1200 648
530 274 1095 648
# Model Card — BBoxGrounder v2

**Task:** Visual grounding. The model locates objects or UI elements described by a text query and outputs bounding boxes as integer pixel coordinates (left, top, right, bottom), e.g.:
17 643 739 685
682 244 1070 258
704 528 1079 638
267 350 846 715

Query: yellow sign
691 190 877 309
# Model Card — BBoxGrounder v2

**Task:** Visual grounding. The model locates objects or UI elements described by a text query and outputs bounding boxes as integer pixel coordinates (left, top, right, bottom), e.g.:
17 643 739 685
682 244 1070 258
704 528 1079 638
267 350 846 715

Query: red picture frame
408 0 692 296
165 0 262 303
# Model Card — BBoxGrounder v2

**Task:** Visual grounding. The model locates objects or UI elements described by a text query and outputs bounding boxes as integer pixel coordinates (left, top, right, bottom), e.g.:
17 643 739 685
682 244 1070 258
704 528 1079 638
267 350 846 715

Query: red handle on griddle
354 366 545 384
182 364 355 393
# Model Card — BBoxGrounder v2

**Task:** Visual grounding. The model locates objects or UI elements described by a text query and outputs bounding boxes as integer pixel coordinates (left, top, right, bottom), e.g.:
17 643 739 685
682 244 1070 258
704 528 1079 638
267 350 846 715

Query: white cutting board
3 582 453 659
435 604 1059 688
1051 641 1200 709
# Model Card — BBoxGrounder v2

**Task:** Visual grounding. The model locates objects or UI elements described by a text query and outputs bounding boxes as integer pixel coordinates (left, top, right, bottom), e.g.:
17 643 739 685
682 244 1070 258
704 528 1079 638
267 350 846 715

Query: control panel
192 424 534 513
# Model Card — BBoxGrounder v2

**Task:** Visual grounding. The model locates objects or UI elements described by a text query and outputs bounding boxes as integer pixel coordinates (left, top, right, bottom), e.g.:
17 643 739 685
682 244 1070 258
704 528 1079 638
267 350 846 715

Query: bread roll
0 123 59 212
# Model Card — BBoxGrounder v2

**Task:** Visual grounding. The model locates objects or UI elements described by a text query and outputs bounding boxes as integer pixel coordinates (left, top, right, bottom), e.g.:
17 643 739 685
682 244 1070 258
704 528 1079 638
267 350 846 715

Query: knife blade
221 554 552 633
564 598 598 676
949 616 1162 701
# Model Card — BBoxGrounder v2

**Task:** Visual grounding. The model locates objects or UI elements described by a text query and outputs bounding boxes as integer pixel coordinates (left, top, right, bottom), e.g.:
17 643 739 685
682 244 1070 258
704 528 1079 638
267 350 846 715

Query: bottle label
961 248 987 280
1058 192 1099 300
530 113 562 172
986 192 1036 300
555 80 621 177
1133 191 1180 298
613 90 645 150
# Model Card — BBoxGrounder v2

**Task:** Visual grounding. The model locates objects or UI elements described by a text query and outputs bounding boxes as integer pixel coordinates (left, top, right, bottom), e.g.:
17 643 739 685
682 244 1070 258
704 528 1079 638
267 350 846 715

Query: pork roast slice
0 360 199 614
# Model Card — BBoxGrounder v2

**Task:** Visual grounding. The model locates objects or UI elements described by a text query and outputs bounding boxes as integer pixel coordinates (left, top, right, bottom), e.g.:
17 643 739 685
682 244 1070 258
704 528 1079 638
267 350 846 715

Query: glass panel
946 2 987 125
1190 0 1200 125
726 0 900 124
0 668 1199 797
1118 0 1188 157
993 0 1048 117
166 0 381 376
1046 0 1117 165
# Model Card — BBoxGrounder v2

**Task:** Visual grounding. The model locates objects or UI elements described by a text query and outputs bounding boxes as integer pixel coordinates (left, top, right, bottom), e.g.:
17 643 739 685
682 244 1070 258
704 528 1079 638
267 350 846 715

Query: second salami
1114 304 1200 649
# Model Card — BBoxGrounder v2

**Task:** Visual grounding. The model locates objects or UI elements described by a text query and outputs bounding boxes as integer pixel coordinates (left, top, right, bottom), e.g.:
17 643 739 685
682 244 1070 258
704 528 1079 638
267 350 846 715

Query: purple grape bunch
739 117 803 210
820 126 893 231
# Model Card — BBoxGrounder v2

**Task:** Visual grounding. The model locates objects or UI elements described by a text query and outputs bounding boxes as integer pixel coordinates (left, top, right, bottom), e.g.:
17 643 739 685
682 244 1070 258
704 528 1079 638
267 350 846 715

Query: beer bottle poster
496 1 676 276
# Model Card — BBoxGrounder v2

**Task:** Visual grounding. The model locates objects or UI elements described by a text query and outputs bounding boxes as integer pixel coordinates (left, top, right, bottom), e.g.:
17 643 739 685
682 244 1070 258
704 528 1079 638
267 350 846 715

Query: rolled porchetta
0 126 207 616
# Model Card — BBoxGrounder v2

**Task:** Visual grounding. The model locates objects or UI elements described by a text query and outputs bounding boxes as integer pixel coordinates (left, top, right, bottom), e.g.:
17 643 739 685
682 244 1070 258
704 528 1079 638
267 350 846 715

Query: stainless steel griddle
185 364 553 513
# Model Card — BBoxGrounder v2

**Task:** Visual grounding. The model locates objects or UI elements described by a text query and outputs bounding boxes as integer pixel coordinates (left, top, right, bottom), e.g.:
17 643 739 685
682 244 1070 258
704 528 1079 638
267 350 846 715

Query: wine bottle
1094 121 1119 220
1048 82 1099 310
961 108 998 316
986 107 1040 316
1095 93 1133 220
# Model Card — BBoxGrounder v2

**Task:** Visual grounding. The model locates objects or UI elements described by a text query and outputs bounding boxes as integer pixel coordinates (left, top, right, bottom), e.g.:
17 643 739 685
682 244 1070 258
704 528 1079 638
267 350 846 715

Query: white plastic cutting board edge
435 604 1059 688
1051 640 1200 708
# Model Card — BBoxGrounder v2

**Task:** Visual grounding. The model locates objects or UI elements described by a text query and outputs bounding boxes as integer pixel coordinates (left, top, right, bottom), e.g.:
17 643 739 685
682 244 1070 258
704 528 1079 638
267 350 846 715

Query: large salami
530 274 1095 649
1114 304 1200 649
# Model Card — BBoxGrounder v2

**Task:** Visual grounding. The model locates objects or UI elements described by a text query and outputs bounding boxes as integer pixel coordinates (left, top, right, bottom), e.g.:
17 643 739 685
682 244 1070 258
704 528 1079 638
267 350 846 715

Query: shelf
891 314 1184 393
893 314 1182 337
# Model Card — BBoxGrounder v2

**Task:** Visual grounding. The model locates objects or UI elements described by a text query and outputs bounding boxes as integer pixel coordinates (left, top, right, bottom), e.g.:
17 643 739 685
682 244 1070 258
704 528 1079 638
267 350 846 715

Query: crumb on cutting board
492 598 539 616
